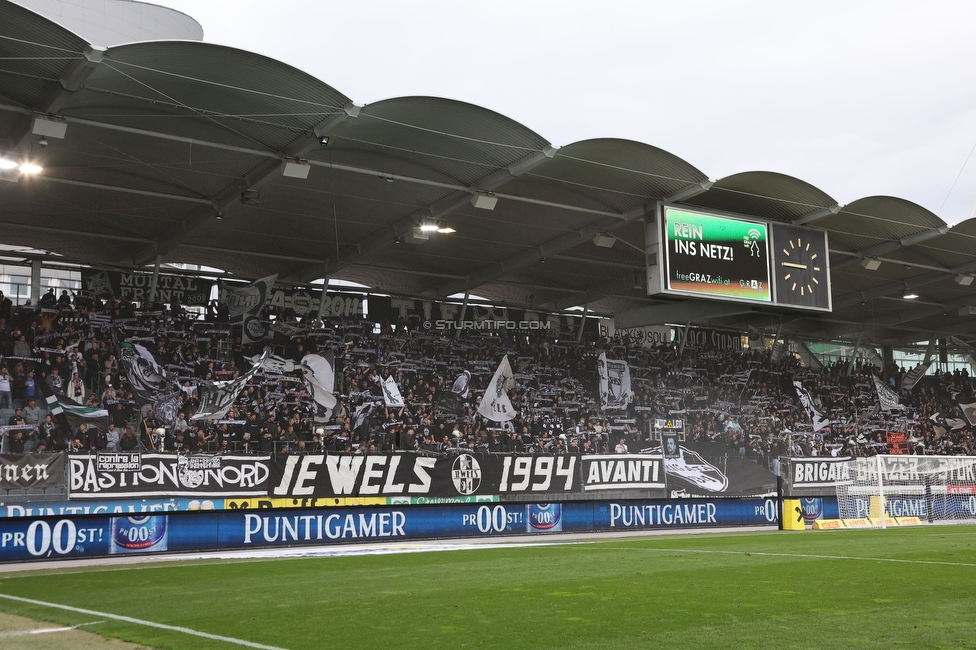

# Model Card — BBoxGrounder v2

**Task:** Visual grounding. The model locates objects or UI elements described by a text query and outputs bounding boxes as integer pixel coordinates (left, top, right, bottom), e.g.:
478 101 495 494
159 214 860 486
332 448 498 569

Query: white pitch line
604 546 976 568
0 593 288 650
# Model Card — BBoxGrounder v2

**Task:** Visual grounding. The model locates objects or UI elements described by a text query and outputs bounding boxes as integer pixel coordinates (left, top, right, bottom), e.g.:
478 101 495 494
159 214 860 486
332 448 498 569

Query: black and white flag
116 339 182 426
352 401 375 432
598 352 632 411
873 376 905 411
901 362 930 393
382 375 405 408
959 401 976 427
224 274 277 344
192 349 269 421
793 380 832 431
434 370 470 414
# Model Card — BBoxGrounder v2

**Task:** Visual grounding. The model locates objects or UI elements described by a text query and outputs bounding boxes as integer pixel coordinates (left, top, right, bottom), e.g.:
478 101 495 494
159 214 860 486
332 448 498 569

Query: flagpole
454 291 469 340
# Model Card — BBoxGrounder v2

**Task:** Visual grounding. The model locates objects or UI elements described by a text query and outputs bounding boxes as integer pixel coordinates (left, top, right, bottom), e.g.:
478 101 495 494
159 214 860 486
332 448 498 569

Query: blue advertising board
0 497 224 519
0 498 779 562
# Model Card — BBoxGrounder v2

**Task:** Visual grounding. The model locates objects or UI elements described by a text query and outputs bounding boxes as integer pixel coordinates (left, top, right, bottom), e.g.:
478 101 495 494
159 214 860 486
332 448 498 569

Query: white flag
598 352 632 411
301 352 336 414
478 355 516 422
382 375 405 408
873 376 904 411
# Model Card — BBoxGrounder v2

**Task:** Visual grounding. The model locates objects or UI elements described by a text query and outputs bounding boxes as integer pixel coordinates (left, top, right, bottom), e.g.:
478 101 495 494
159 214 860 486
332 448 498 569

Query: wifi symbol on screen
747 228 761 240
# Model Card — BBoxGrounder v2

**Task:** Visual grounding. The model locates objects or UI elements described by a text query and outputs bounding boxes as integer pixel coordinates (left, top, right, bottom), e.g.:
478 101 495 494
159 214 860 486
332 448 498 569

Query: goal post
836 455 976 527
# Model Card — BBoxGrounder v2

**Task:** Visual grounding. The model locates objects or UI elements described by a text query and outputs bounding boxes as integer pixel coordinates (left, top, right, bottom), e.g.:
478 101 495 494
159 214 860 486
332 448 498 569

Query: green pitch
0 526 974 649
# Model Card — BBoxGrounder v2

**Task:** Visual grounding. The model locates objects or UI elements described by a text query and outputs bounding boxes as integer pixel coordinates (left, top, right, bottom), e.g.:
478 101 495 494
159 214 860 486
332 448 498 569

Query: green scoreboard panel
651 205 831 312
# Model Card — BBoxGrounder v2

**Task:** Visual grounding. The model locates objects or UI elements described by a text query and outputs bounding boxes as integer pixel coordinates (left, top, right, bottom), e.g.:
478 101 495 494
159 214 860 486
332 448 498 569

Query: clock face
771 224 831 310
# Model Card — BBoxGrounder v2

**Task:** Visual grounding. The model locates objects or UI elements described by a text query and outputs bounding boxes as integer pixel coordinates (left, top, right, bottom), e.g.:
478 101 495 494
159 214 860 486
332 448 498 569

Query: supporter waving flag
434 370 470 414
223 274 277 344
792 380 832 431
478 355 516 422
901 362 930 393
873 376 904 411
597 352 632 411
115 338 182 427
382 375 405 408
193 348 270 421
38 379 109 433
301 351 337 416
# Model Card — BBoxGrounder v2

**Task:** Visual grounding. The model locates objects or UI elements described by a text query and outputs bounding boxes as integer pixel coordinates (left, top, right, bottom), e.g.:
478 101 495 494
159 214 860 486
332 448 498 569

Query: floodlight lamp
318 135 330 146
436 226 456 234
955 274 975 286
19 163 42 174
902 290 919 300
419 224 439 232
593 232 616 248
861 257 882 271
0 159 17 170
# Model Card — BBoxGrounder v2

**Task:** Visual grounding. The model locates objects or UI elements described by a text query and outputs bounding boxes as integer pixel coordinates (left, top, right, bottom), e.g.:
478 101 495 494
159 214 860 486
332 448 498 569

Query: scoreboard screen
662 207 772 303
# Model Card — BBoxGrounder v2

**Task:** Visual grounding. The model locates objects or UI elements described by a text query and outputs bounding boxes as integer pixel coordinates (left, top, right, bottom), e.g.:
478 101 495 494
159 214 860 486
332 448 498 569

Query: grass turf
0 526 974 649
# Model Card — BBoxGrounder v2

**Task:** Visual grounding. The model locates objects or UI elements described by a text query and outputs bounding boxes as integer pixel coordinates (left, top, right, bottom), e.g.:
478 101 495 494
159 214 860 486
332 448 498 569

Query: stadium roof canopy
3 0 976 348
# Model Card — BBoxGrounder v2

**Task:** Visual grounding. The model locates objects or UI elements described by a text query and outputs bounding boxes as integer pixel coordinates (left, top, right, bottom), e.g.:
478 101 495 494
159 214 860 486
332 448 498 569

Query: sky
149 0 976 225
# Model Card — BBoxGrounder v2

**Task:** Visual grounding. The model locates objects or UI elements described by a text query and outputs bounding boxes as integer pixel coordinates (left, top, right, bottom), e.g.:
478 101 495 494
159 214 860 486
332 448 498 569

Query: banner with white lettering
68 454 270 498
0 453 65 490
784 457 855 496
269 453 580 498
81 270 213 306
581 454 665 492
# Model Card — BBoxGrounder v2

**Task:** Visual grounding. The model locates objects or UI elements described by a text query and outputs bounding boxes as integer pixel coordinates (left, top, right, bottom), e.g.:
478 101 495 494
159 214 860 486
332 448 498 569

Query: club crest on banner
452 455 482 495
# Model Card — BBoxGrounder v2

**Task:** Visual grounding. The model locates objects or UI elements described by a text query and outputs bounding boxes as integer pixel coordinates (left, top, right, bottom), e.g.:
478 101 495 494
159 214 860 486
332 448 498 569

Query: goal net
836 455 976 527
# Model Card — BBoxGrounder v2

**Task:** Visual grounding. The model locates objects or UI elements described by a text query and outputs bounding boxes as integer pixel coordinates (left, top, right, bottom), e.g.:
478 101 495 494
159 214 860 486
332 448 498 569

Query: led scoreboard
648 205 831 312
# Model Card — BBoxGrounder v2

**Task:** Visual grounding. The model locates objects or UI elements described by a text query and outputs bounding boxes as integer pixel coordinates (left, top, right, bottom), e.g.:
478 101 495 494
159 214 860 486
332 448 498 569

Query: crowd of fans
1 286 975 465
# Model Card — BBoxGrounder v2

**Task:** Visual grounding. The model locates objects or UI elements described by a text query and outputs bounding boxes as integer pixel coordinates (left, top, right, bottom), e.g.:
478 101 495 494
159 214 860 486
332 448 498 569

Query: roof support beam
833 257 976 309
436 180 712 301
792 203 841 225
830 225 950 271
37 175 212 205
2 45 104 154
127 103 363 266
0 220 153 244
287 146 558 283
546 271 639 312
